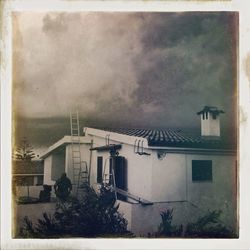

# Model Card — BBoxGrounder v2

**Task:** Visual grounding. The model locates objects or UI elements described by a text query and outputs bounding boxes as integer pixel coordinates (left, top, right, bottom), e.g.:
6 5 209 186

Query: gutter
148 146 236 155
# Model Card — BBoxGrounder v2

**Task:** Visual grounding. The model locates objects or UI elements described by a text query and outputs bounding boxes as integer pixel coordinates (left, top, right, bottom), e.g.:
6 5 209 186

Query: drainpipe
88 139 93 185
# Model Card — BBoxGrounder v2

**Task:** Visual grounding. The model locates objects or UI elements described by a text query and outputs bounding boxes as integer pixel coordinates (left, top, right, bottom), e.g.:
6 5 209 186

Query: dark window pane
97 157 103 183
192 160 212 181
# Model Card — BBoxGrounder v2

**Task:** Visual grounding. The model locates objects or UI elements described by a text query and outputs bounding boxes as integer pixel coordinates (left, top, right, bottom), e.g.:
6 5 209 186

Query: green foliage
156 209 183 237
19 184 132 238
185 210 235 238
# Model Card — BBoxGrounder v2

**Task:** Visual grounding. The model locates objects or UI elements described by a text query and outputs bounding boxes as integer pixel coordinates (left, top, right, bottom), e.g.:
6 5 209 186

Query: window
36 176 44 185
192 160 212 182
97 156 103 183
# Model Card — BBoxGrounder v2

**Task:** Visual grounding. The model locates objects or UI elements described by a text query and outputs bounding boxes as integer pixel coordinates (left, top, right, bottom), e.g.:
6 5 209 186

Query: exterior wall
44 153 66 185
201 112 220 136
43 143 91 187
51 153 65 181
152 153 187 202
65 143 91 183
43 155 54 185
145 151 237 233
186 154 237 228
89 136 154 201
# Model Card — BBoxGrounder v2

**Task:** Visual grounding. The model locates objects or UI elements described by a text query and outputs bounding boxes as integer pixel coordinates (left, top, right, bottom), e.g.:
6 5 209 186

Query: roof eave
40 135 92 159
148 145 236 155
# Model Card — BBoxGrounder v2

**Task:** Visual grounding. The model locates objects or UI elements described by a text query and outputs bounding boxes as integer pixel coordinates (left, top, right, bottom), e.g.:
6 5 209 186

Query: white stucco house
40 106 237 236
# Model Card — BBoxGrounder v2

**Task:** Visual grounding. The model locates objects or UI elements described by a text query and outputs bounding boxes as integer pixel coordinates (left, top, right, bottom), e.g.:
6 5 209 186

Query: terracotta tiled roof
97 128 236 150
12 160 44 175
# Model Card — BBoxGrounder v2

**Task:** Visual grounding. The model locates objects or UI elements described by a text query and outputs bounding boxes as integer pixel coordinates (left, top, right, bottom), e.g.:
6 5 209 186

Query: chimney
197 106 225 137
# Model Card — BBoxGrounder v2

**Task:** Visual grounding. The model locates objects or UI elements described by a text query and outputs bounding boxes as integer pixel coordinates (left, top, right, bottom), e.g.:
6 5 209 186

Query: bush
156 209 183 237
155 209 235 238
19 184 133 238
185 210 235 238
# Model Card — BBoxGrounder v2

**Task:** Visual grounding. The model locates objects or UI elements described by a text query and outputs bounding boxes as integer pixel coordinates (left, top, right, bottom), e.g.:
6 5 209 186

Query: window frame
192 160 213 182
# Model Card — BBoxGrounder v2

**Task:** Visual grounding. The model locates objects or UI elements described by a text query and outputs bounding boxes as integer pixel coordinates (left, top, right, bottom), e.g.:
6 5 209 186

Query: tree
13 137 36 200
14 137 36 161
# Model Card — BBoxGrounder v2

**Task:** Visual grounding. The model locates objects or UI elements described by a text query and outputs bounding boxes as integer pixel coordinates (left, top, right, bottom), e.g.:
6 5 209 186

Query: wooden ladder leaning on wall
70 111 88 197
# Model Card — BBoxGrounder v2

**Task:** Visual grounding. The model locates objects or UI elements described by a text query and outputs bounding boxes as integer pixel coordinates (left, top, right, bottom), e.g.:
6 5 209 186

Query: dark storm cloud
133 12 236 128
13 12 238 149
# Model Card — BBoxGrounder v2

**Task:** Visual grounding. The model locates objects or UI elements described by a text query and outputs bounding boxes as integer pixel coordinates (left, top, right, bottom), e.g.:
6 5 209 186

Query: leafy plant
19 184 133 238
155 209 235 238
156 209 183 237
185 210 235 238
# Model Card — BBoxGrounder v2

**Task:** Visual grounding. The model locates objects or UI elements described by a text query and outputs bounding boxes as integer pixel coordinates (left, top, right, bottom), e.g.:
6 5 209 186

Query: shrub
185 210 235 238
19 184 133 238
155 209 235 238
156 209 183 237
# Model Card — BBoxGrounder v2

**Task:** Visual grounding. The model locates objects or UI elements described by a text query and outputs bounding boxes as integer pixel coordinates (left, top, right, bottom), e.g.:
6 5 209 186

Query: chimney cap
197 106 225 116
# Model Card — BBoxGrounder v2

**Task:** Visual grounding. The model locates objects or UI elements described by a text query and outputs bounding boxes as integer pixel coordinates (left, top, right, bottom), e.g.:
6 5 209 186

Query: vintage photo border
1 0 250 249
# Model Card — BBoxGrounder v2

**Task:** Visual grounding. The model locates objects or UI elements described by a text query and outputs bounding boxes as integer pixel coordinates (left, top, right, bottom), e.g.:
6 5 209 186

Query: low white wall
131 202 190 236
15 186 44 199
119 199 237 236
116 200 133 231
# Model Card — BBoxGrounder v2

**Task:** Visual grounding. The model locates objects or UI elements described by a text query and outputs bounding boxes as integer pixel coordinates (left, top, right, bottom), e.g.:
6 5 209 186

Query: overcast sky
12 12 238 151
